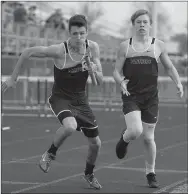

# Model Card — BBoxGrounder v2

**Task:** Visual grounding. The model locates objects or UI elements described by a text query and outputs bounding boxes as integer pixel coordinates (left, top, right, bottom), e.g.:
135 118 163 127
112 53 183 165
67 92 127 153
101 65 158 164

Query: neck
134 34 150 43
68 39 85 50
68 39 86 54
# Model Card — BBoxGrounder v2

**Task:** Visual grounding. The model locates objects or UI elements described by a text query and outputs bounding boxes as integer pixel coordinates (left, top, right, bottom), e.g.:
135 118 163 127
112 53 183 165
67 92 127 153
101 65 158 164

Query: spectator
13 2 27 35
45 9 65 30
27 5 37 25
2 1 14 32
13 2 27 23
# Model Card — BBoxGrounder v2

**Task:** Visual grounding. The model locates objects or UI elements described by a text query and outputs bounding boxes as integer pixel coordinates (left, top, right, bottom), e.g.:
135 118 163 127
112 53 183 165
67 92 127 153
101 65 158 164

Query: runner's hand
120 79 130 96
1 77 17 93
176 83 184 98
87 62 97 75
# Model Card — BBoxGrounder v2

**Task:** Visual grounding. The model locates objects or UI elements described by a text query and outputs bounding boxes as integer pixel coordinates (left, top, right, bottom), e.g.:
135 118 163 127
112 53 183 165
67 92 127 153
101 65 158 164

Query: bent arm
113 43 126 85
91 42 103 85
159 42 182 87
11 44 61 81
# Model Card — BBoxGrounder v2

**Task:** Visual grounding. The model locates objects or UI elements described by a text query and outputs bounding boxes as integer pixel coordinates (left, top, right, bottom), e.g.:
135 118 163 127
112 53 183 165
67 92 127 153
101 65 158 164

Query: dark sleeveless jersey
123 37 158 94
52 40 90 99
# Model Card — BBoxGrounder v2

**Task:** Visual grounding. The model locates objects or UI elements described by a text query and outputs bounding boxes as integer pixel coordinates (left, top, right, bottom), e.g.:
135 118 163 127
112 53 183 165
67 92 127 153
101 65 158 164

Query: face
69 26 88 46
133 14 151 36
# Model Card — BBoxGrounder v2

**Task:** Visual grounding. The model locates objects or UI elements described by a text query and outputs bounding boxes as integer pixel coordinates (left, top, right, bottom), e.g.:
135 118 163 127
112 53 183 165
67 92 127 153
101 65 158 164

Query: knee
63 118 77 134
143 134 155 144
142 123 155 144
129 125 143 140
89 136 101 149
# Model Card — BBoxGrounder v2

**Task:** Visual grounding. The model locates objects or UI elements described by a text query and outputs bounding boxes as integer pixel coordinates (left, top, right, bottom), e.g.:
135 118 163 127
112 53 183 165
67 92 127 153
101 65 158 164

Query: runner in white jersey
113 9 184 188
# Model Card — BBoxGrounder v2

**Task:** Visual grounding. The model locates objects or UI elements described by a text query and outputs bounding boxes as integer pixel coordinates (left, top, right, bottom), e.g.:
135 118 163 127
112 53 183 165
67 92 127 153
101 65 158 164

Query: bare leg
142 122 156 174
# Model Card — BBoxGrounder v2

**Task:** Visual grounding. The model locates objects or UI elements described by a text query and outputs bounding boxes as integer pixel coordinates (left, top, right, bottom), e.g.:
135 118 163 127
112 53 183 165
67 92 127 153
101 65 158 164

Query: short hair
131 9 152 25
68 14 87 31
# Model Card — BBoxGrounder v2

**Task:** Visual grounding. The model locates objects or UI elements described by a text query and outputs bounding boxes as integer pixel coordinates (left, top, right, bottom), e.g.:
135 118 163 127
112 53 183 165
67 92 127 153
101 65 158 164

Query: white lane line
2 134 53 147
2 126 11 131
170 183 188 193
105 166 188 174
158 123 187 132
10 141 187 194
153 178 188 193
2 123 187 164
108 141 187 167
2 181 44 185
2 113 39 117
2 138 118 164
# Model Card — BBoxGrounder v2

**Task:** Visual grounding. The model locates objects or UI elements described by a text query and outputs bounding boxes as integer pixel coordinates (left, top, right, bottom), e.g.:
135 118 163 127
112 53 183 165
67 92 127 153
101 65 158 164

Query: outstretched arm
159 42 184 98
11 44 61 81
2 44 62 92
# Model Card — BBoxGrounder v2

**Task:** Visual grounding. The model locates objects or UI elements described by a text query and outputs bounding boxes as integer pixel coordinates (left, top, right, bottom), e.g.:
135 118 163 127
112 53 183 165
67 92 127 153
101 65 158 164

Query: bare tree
171 33 188 55
71 2 104 31
118 18 132 39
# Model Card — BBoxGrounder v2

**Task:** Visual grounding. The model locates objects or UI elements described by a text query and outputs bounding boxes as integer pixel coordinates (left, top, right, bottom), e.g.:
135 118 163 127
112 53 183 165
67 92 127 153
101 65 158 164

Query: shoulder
50 42 66 56
87 40 100 57
116 39 130 57
87 39 99 49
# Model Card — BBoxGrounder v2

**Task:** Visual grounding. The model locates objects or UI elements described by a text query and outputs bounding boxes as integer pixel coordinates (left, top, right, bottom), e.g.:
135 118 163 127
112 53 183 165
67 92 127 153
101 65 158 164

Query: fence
2 76 187 110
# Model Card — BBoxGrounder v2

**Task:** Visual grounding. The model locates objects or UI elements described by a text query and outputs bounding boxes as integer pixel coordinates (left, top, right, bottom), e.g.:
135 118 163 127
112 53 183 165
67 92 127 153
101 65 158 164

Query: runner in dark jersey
2 14 103 189
113 10 184 188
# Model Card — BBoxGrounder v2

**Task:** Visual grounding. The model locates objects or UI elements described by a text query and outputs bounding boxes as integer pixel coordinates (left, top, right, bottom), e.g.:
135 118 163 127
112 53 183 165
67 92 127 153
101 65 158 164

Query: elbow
22 48 33 59
96 72 103 85
113 71 115 78
113 70 117 79
98 76 103 85
165 66 174 74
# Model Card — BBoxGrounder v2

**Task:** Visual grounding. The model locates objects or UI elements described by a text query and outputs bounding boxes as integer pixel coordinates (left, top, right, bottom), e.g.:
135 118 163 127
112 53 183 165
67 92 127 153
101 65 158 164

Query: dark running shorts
122 91 159 124
48 94 98 138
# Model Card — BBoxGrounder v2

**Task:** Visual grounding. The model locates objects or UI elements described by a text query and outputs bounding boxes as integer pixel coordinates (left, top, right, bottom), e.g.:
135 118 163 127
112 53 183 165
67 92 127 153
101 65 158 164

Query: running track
1 104 187 193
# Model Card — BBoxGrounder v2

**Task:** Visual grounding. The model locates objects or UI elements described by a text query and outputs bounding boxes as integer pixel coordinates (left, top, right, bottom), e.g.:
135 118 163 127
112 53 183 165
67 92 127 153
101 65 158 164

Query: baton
85 56 98 86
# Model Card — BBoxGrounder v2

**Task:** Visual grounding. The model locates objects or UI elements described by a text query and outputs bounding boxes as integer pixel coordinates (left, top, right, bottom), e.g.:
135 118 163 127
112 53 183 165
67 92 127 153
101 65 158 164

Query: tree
171 33 188 56
118 18 132 39
71 2 104 32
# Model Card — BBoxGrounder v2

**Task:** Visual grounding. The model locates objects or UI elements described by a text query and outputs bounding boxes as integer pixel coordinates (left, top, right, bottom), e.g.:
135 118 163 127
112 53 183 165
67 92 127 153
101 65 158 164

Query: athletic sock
47 143 58 155
84 162 95 175
122 134 130 144
145 161 155 175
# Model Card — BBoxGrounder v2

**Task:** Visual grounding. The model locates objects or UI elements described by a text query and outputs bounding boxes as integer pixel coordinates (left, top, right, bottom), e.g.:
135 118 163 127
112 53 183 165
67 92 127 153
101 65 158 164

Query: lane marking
170 183 188 193
2 126 11 131
2 134 53 147
2 181 44 185
105 166 188 174
2 123 187 164
2 138 118 164
153 178 188 193
10 141 187 194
